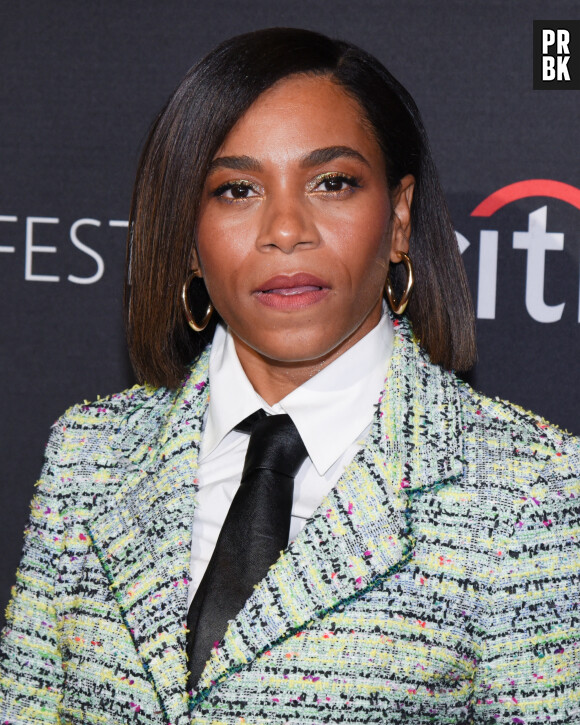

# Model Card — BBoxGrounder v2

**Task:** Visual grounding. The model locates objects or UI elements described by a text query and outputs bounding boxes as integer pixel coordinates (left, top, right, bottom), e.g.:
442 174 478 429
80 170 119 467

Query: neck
231 307 382 405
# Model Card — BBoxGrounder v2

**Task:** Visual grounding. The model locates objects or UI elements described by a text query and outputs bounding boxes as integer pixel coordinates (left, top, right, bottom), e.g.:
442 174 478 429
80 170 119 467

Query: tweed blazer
1 319 579 724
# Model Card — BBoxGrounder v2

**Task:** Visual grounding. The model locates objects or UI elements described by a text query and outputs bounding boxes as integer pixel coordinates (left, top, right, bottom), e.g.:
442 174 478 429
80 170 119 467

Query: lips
256 273 329 293
254 273 330 310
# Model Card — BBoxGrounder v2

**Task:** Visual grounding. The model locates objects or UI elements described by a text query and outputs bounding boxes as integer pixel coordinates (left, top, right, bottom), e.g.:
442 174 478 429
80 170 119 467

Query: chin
250 331 345 366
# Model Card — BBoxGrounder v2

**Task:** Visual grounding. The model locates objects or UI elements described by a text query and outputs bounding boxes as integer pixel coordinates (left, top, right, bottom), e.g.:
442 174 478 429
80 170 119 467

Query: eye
212 181 259 201
309 173 361 195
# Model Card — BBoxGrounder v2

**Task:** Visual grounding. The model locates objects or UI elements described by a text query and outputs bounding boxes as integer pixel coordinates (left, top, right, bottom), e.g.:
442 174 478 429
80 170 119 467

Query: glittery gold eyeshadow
211 180 255 197
309 172 362 192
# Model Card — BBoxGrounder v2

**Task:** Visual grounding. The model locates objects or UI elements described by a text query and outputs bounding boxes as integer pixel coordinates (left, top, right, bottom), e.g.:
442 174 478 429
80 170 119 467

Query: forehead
216 74 382 164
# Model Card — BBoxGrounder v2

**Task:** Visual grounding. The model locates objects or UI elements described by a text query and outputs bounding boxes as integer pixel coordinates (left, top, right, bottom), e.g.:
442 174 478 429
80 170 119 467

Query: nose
256 194 320 254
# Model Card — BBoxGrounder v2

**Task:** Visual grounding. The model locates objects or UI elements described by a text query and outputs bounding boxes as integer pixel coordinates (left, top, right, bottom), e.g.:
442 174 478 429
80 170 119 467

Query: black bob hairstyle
126 27 476 388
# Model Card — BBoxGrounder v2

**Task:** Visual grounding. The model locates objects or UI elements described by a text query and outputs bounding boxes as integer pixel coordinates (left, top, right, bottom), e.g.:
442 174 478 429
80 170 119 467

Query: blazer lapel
193 319 464 704
87 351 210 724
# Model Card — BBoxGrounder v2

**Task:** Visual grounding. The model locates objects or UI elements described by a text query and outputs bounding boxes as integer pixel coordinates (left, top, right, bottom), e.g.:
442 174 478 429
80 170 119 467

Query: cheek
324 209 392 285
196 216 251 292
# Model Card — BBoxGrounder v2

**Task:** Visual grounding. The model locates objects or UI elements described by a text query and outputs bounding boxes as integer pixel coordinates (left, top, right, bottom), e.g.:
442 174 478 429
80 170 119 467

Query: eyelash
308 172 361 195
211 173 362 202
212 180 258 201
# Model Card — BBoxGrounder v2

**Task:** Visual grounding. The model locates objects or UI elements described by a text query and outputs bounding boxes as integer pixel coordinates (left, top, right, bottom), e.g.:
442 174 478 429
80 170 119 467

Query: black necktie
186 411 308 691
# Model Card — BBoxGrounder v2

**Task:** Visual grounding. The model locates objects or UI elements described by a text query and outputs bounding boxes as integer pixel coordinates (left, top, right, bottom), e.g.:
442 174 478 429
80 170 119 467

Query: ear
389 174 415 263
190 246 203 277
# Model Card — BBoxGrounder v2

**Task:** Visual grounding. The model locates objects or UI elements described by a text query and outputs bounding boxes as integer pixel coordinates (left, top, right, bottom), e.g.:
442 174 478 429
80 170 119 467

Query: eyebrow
299 146 370 168
207 155 262 173
207 145 370 174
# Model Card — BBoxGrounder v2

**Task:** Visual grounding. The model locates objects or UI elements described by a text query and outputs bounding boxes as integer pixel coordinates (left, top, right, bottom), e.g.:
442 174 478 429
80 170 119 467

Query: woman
1 27 578 725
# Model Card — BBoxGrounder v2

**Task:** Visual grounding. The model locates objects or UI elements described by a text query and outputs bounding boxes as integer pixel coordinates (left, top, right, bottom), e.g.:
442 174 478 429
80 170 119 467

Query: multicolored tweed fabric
1 318 579 724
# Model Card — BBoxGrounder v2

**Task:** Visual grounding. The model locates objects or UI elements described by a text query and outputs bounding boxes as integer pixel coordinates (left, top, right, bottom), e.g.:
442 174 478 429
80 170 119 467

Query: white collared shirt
187 311 394 606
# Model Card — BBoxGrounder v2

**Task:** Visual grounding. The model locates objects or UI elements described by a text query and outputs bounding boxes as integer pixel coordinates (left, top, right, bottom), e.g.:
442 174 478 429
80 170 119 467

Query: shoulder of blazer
456 380 576 457
50 346 212 466
59 380 176 437
453 379 579 515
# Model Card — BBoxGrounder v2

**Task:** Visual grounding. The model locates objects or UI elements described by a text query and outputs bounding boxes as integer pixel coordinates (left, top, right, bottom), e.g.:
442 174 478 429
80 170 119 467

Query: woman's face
196 74 414 372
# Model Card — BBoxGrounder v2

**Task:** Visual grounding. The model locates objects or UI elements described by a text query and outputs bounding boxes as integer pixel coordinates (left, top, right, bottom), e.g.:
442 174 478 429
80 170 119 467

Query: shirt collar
200 310 393 475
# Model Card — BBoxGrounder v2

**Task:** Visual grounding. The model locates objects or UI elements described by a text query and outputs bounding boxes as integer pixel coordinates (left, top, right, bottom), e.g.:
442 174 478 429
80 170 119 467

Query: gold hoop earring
181 271 214 332
385 252 414 315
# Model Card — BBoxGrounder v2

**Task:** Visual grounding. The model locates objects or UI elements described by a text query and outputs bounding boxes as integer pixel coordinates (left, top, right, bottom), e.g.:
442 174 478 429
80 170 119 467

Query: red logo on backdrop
456 179 580 323
471 179 580 216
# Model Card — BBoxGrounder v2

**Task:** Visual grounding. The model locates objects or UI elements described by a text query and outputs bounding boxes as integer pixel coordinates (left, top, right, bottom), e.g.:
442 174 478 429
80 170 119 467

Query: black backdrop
1 1 579 629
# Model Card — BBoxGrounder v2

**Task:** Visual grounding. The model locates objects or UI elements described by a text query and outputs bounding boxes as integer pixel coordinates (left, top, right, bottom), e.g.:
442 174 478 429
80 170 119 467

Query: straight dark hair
125 27 476 388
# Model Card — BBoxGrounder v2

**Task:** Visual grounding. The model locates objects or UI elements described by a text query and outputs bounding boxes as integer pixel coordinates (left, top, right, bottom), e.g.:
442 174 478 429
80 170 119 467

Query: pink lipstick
254 273 330 310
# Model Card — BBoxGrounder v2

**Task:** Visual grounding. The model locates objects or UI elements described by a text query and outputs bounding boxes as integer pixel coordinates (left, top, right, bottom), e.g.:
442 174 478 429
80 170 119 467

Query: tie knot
236 412 308 479
233 409 267 434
